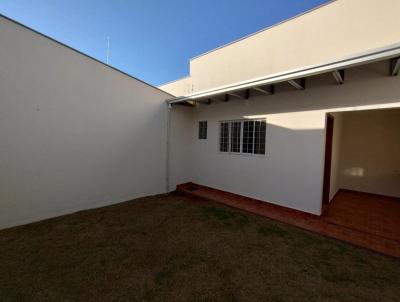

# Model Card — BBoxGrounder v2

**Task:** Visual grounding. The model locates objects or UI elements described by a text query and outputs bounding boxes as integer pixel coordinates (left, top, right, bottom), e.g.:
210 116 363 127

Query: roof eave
168 43 400 104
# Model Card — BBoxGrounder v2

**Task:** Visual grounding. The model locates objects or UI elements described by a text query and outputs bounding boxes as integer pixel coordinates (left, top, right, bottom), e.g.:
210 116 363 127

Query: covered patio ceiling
168 43 400 107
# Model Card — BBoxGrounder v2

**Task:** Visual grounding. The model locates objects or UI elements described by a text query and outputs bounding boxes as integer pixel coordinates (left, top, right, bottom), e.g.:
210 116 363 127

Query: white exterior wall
160 0 400 96
337 109 400 198
160 77 192 97
171 61 400 215
0 16 171 229
168 106 194 191
161 0 400 214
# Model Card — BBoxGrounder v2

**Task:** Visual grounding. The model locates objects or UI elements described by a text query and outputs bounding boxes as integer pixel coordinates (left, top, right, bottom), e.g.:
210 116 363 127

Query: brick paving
177 183 400 257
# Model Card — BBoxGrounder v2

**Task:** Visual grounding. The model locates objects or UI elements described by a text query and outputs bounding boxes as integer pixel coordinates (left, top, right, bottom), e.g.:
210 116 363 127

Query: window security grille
219 119 266 155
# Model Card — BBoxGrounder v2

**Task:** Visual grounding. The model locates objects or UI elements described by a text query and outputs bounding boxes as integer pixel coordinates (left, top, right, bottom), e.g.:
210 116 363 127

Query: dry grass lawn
0 193 399 301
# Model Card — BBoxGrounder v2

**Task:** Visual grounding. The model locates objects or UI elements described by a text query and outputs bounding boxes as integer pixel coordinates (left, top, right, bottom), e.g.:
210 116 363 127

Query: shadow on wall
195 61 400 118
192 119 326 215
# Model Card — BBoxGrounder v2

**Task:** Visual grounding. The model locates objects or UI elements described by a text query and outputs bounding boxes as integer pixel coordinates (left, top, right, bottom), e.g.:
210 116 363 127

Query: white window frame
218 119 267 156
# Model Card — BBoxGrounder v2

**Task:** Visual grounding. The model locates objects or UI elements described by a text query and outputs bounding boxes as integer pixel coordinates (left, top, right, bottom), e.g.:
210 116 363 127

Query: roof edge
190 0 337 62
0 13 173 97
169 42 400 103
158 75 191 87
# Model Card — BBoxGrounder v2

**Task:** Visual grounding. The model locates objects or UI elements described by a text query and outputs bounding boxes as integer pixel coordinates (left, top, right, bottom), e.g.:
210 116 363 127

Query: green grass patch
201 206 250 227
0 193 399 301
257 223 288 237
155 270 173 285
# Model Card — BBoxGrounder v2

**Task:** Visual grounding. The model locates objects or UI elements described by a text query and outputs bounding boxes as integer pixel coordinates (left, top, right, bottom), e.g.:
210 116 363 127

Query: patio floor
324 190 400 242
177 183 400 257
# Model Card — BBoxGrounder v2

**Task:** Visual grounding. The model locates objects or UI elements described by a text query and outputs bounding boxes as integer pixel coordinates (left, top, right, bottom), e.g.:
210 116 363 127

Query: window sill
218 151 266 157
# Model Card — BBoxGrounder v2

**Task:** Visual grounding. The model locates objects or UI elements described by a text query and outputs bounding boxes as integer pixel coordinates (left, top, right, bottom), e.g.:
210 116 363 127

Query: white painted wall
168 106 194 191
0 16 171 229
160 0 400 95
160 77 192 97
337 109 400 198
170 61 400 215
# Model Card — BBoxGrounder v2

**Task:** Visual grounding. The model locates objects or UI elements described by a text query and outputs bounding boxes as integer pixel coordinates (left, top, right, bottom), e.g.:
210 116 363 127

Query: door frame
322 114 334 205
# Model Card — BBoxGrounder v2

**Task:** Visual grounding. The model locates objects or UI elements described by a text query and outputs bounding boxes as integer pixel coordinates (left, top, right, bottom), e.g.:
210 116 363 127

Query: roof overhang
168 43 400 105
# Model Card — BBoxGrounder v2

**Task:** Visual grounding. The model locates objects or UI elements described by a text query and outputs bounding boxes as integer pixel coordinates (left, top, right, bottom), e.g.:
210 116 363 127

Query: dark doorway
322 114 334 205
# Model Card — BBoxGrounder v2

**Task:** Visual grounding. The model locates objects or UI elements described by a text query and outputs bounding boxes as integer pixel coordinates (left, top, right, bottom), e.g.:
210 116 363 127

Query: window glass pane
198 122 202 139
242 121 254 154
254 120 266 154
230 122 241 153
220 122 229 152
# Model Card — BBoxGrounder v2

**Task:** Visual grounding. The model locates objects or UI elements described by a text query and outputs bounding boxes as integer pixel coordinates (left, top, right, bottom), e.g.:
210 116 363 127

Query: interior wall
338 109 400 198
170 60 400 215
0 16 171 229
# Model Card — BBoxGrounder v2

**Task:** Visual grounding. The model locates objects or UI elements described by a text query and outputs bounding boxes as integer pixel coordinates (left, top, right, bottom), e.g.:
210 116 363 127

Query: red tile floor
177 183 400 257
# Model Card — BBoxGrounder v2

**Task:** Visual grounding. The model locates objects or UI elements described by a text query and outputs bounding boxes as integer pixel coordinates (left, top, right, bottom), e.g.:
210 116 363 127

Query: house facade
161 0 400 215
0 0 399 230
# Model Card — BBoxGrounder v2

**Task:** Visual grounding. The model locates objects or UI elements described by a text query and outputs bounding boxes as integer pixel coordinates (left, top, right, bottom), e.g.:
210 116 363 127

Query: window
230 121 241 153
198 121 207 139
219 119 266 155
254 120 266 155
242 121 254 154
220 122 229 152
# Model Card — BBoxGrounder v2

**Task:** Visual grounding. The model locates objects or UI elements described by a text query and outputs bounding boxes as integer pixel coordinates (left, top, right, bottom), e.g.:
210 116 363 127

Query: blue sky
0 0 329 86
